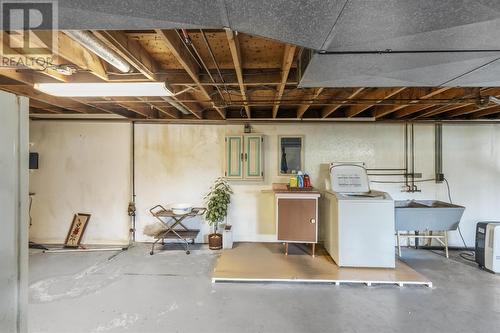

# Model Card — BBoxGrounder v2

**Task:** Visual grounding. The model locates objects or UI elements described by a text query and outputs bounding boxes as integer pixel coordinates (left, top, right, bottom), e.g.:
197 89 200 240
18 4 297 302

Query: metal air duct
64 30 132 73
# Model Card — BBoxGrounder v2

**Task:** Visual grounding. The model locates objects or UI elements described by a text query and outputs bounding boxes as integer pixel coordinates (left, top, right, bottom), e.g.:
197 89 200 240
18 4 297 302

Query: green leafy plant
204 177 233 234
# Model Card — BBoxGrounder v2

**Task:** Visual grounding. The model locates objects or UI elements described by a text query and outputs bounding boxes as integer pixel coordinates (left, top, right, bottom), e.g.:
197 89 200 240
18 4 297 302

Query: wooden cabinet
225 135 263 180
275 192 320 256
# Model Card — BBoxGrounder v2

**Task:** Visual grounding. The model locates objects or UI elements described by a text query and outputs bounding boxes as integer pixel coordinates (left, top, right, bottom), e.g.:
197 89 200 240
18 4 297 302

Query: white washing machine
324 163 395 268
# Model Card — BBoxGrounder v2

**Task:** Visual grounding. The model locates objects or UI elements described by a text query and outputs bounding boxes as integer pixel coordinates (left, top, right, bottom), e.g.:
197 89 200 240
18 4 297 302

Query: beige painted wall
30 121 500 248
134 122 432 243
29 121 132 245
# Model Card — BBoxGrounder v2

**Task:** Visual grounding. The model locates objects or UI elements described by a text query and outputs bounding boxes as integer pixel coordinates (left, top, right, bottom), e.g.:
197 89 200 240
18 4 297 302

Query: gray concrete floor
29 244 500 333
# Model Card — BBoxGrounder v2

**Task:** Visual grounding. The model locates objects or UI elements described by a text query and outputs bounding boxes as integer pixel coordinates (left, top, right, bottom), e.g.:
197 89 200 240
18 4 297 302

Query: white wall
29 121 132 245
0 92 29 333
441 124 500 246
30 121 500 248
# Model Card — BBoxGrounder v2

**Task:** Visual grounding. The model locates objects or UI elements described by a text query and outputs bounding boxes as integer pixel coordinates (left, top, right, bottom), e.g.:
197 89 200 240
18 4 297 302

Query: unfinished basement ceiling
1 29 500 121
1 0 500 121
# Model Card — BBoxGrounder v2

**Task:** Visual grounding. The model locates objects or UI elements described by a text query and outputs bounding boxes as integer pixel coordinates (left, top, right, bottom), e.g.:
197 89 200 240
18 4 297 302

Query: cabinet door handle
310 218 316 224
240 153 244 161
244 153 248 161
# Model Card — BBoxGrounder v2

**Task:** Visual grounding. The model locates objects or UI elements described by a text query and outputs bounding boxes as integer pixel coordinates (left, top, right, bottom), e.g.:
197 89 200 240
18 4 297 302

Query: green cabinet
225 135 263 180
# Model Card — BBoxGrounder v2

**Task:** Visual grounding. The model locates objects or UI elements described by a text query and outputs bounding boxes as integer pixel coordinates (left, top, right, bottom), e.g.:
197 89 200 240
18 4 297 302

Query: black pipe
435 123 444 183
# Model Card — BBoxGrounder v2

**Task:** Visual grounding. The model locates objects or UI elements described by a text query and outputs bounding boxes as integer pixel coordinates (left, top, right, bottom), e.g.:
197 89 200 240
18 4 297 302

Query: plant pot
208 233 222 250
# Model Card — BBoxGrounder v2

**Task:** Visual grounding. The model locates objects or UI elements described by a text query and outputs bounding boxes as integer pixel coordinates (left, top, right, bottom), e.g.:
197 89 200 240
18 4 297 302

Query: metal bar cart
149 205 206 255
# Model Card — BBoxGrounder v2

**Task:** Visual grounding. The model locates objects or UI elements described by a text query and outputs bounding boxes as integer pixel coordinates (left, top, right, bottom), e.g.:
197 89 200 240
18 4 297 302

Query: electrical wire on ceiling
175 29 227 106
199 30 232 104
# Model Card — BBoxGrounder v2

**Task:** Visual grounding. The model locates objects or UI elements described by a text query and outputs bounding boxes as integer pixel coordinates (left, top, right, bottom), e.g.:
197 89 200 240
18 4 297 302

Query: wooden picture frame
64 213 91 248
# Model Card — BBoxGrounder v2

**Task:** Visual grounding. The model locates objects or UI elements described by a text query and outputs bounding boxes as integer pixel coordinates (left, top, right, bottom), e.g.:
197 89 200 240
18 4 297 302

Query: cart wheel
150 251 154 255
186 250 190 255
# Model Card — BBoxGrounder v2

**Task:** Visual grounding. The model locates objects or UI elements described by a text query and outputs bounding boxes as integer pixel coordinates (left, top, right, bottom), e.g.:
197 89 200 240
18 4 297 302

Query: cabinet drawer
277 198 317 242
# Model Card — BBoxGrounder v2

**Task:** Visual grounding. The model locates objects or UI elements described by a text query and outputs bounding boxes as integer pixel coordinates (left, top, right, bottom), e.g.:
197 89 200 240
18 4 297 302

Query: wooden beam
57 32 108 81
107 97 158 118
470 105 500 118
321 88 364 118
272 44 296 118
392 88 466 118
84 69 298 86
1 32 70 82
297 88 324 118
69 30 194 119
30 100 64 113
93 30 160 81
0 84 98 114
0 69 137 117
225 28 250 119
345 87 406 118
156 29 224 119
138 97 180 119
373 87 452 119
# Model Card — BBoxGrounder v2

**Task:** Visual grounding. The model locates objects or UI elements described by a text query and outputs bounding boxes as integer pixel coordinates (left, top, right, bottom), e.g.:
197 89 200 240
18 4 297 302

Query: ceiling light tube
34 82 173 97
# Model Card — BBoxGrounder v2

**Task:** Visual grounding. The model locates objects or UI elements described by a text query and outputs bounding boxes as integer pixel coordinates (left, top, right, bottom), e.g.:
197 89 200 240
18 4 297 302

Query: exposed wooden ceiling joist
272 44 296 118
297 88 324 118
225 28 250 119
155 29 225 119
0 69 139 117
345 87 407 118
372 87 453 119
56 32 109 81
321 88 365 118
470 105 500 119
0 32 70 83
1 28 499 121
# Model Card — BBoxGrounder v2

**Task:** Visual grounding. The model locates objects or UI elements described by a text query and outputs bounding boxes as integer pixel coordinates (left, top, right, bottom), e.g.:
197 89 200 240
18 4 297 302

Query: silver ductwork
64 30 132 73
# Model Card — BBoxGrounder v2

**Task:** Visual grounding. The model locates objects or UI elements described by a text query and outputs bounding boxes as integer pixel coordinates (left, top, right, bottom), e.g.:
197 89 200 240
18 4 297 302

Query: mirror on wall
278 136 304 175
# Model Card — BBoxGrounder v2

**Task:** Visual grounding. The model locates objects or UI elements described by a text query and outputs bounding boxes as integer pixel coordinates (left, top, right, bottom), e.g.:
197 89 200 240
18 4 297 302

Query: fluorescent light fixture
34 82 173 97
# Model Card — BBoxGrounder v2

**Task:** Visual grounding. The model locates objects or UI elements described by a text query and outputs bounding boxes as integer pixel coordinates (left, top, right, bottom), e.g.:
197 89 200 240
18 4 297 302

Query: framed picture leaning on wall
64 213 91 248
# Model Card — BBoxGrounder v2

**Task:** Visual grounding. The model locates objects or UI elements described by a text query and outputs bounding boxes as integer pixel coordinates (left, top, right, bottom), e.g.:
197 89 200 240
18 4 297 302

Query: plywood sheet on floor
213 242 432 287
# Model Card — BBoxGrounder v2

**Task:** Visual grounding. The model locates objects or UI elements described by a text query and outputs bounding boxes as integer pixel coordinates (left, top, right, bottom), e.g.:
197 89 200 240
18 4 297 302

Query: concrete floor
29 244 500 333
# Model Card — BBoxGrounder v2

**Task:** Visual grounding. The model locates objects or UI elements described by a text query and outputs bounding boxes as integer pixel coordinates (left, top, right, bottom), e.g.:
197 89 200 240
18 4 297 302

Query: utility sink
395 200 465 232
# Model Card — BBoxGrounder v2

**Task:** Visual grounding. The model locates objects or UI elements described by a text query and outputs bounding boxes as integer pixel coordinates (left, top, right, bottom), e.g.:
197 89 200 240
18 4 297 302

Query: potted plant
204 177 233 250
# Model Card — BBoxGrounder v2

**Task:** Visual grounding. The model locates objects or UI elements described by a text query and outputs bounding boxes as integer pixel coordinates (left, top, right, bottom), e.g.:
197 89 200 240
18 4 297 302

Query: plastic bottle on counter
289 171 298 188
297 171 304 188
304 174 311 188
